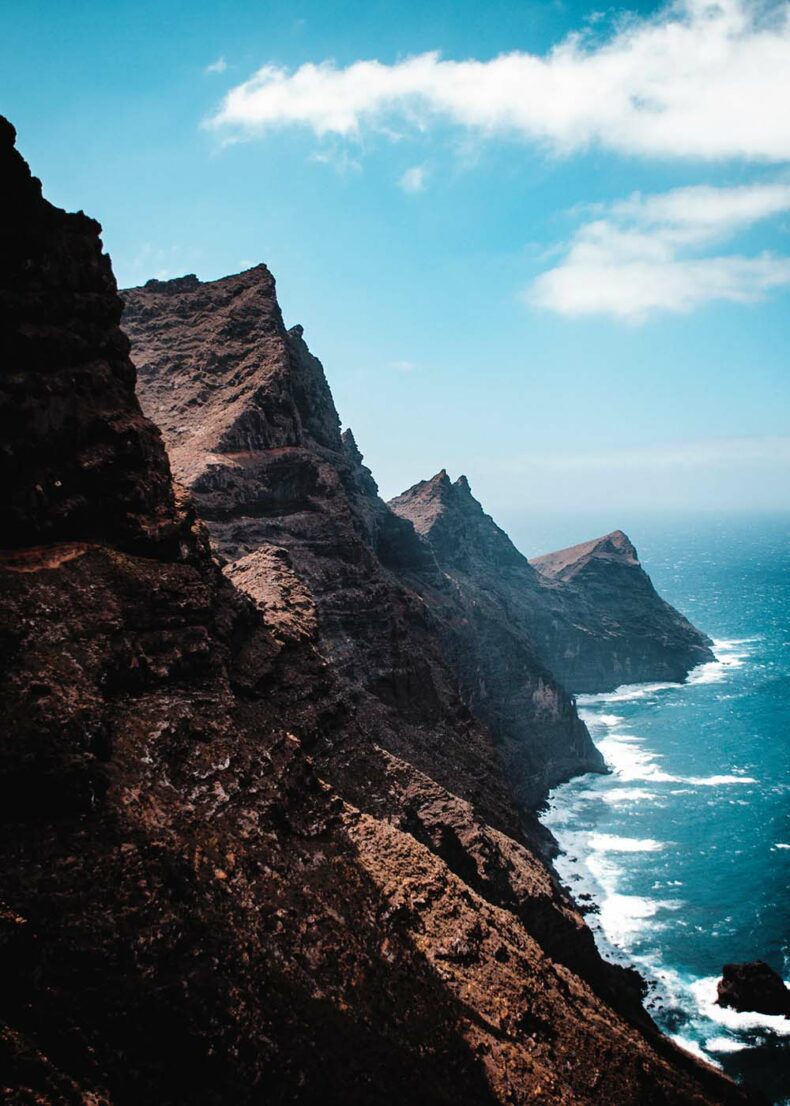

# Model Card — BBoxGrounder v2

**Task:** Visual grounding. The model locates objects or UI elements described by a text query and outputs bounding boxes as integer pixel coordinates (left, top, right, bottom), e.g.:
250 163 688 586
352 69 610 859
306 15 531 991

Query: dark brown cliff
390 475 714 696
0 117 757 1106
123 266 602 814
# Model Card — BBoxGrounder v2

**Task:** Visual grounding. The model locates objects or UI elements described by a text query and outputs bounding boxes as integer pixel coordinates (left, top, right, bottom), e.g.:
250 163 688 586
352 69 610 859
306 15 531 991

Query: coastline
539 639 790 1101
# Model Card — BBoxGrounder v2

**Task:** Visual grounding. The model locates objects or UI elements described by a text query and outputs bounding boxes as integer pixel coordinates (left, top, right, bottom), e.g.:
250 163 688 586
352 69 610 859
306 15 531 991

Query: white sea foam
588 833 665 853
597 733 679 782
704 1036 750 1053
543 630 779 1067
686 774 757 786
578 681 681 706
599 787 658 804
686 638 753 686
670 1035 721 1066
689 976 790 1038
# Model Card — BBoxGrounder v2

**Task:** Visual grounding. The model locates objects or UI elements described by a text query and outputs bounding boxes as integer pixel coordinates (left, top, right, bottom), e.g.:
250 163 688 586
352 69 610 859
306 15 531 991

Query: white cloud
390 359 416 372
205 56 228 75
527 181 790 320
207 1 790 162
398 165 427 192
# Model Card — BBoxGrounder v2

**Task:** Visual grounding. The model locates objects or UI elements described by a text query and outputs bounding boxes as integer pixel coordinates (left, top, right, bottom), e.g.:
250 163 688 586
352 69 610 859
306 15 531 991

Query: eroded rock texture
0 116 756 1106
123 267 601 815
390 473 713 695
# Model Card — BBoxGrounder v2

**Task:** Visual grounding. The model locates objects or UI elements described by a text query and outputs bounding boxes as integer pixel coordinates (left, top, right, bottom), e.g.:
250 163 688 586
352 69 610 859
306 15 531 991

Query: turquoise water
535 514 790 1104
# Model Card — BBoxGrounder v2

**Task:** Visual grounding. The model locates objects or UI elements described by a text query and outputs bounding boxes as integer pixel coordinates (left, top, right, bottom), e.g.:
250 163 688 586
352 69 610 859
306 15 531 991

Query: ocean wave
670 1035 720 1066
593 733 758 788
689 976 790 1038
599 893 681 943
588 833 665 852
598 787 659 804
704 1036 750 1053
576 638 755 711
578 681 681 706
685 637 754 686
686 774 757 786
596 733 678 782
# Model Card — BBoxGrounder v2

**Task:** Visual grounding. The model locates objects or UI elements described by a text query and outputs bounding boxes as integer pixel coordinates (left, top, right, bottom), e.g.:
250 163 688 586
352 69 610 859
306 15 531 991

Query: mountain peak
389 471 528 571
123 265 342 473
532 530 639 581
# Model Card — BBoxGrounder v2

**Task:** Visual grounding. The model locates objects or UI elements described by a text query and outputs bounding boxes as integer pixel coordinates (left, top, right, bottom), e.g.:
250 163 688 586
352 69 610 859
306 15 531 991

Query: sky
2 0 789 526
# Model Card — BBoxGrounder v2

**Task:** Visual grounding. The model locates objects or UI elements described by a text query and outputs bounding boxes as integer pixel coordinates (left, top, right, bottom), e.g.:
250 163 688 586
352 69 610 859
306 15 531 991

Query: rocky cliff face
123 267 601 814
530 530 714 690
0 115 755 1106
390 475 713 696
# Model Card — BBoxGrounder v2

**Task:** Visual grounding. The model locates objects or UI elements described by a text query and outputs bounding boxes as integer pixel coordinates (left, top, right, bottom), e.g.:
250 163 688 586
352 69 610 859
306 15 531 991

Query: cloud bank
208 0 790 161
527 182 790 320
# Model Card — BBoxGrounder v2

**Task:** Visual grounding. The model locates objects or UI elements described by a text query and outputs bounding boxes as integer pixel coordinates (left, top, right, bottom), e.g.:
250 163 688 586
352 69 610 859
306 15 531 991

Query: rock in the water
717 962 790 1016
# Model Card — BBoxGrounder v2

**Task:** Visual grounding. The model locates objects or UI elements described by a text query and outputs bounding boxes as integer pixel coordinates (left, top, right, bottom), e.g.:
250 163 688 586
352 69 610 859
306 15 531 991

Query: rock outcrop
717 962 790 1017
390 474 713 696
530 531 714 691
0 115 756 1106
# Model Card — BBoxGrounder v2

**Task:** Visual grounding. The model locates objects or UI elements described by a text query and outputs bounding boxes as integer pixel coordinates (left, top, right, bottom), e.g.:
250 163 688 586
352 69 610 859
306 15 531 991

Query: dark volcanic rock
390 475 713 696
387 469 604 806
0 118 185 558
0 116 757 1106
123 268 600 815
717 962 790 1016
530 530 714 691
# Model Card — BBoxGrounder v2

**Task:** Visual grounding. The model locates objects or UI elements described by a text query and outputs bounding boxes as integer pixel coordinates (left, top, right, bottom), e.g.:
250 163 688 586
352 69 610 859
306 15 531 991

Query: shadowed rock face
0 116 758 1106
0 118 185 558
390 475 713 695
717 962 790 1016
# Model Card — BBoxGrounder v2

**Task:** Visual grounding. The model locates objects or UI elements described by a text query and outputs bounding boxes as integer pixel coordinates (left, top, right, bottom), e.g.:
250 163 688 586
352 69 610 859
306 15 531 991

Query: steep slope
390 474 713 695
529 529 714 690
123 267 601 816
0 116 758 1106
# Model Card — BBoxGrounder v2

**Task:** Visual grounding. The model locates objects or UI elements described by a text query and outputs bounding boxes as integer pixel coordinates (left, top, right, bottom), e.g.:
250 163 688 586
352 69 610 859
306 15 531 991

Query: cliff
529 530 714 690
123 267 601 813
0 115 755 1106
390 476 713 695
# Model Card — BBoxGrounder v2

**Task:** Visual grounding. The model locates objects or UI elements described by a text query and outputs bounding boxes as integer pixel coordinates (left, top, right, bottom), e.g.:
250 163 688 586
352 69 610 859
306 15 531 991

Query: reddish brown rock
0 116 757 1106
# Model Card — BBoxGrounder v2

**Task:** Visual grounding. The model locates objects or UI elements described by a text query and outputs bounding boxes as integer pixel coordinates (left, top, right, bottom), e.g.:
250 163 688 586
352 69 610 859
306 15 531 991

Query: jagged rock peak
531 529 640 580
341 426 364 465
390 469 528 571
123 264 343 468
0 114 189 557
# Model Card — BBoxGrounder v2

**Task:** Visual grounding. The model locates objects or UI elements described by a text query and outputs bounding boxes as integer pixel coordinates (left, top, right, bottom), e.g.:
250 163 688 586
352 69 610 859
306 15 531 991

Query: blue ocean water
534 514 790 1104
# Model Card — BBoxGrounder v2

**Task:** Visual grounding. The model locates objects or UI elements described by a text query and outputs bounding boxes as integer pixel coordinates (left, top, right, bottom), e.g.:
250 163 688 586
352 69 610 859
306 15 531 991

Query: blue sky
2 0 789 523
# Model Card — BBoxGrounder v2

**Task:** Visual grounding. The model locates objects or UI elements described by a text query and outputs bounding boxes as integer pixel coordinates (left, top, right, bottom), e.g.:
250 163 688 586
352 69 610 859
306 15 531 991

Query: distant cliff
0 116 754 1105
390 474 713 695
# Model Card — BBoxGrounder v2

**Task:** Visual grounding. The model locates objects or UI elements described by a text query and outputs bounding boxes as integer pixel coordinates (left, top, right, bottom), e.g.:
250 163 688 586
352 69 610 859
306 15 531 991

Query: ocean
520 513 789 1104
